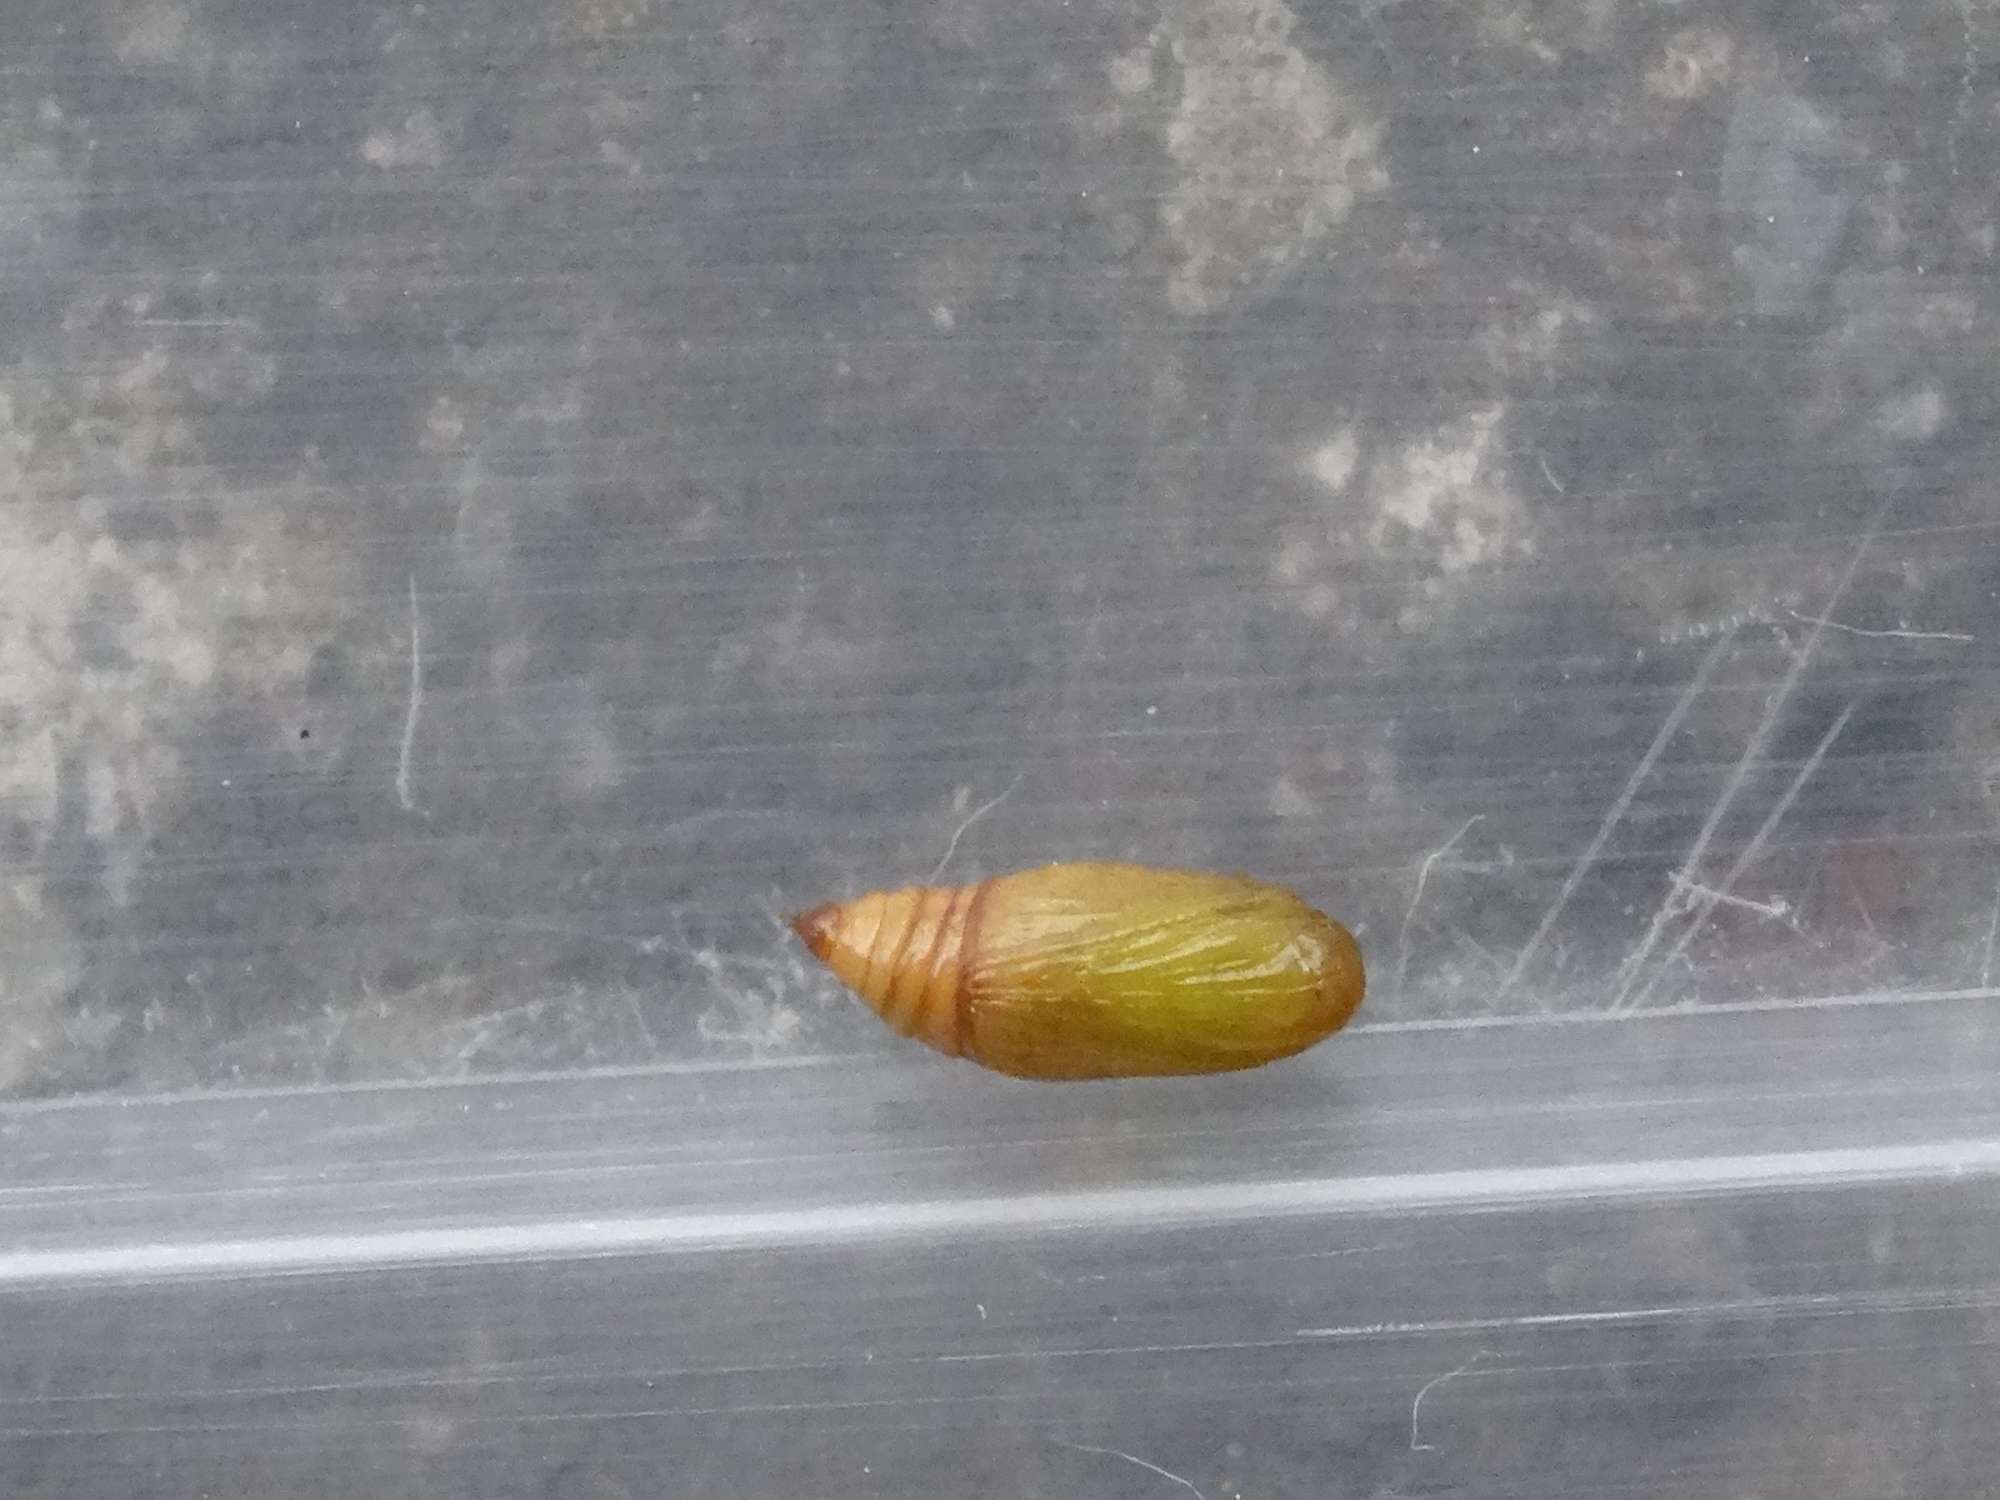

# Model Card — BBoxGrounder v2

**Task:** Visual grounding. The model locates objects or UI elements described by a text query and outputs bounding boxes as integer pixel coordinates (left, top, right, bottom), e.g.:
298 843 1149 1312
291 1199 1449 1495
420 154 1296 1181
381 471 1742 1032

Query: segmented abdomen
790 879 985 1058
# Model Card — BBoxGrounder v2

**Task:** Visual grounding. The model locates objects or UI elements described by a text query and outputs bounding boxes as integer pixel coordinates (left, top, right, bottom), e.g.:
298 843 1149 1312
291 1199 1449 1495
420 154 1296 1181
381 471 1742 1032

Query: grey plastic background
0 0 1990 1093
1 0 1997 1496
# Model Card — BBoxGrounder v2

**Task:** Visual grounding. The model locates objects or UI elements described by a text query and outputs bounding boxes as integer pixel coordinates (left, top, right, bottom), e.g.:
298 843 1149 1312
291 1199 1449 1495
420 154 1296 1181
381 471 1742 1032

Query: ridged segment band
850 882 981 1057
874 886 937 1035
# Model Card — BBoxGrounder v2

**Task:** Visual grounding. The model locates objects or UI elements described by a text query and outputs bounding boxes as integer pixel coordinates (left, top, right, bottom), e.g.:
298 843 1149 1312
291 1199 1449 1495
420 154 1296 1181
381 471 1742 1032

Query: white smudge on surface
1369 407 1529 579
362 108 449 171
1137 0 1385 316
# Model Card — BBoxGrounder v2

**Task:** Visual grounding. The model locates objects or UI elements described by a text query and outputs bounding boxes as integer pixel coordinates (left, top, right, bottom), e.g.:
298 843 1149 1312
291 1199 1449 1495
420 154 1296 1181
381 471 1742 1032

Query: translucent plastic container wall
1 1 1996 1495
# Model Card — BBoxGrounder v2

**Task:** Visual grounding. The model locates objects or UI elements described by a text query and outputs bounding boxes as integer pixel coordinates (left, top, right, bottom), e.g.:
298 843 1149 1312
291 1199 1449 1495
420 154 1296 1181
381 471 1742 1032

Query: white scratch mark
926 775 1023 883
1620 699 1857 1013
1609 502 1888 1010
1951 0 1980 178
622 991 661 1060
1448 925 1506 975
1536 452 1566 493
1981 879 1999 992
448 998 556 1065
1395 816 1483 1004
396 573 425 815
1498 630 1736 1003
1050 1439 1207 1500
1843 863 1885 946
1671 879 1792 924
1785 609 1972 644
1410 1349 1493 1452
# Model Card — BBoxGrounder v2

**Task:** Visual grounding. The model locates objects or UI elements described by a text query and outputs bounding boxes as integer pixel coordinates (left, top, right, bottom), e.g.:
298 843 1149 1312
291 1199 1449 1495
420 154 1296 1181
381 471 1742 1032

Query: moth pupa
789 860 1364 1079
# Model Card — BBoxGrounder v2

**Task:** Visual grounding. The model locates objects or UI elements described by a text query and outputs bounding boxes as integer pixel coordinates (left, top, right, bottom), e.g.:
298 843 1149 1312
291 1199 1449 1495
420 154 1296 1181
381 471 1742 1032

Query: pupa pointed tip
787 902 841 961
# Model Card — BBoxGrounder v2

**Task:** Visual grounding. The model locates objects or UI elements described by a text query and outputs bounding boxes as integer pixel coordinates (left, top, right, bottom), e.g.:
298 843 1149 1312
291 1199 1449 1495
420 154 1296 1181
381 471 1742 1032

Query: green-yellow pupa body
790 861 1365 1079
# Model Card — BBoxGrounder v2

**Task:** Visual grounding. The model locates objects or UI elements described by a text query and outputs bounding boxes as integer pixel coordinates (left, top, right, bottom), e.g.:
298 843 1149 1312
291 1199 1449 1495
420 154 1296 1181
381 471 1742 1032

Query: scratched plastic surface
2 0 1998 1495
